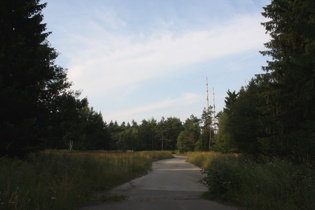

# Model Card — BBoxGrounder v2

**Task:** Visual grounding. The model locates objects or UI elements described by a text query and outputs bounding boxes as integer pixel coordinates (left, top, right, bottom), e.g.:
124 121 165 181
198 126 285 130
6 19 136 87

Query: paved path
81 155 237 210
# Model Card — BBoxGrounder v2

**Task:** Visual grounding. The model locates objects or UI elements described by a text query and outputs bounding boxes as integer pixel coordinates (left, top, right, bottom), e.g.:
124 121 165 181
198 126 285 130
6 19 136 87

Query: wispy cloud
64 14 268 98
103 92 204 122
46 2 270 123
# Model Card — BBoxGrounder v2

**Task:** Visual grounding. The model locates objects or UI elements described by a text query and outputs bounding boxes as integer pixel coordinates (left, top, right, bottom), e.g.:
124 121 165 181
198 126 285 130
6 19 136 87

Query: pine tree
0 0 70 157
261 0 315 159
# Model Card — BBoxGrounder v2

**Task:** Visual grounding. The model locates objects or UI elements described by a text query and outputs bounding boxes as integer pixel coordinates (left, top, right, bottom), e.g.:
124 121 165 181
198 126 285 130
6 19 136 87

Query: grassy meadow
0 150 173 210
186 152 315 210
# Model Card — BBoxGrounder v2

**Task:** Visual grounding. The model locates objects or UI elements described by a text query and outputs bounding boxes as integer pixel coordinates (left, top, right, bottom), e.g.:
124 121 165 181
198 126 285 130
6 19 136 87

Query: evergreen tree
177 130 194 153
138 118 159 150
223 90 238 115
196 107 212 151
226 80 266 155
0 0 71 157
261 0 315 159
177 115 200 152
108 121 123 150
212 111 236 153
46 91 84 149
158 117 183 151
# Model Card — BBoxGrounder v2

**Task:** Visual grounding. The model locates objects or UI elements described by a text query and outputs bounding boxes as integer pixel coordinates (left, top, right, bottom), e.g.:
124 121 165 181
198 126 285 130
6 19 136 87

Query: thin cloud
45 2 270 123
103 93 203 123
65 14 268 99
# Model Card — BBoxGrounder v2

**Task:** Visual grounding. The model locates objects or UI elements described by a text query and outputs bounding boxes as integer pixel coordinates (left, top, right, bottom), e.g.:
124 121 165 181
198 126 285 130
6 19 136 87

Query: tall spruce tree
0 0 70 157
261 0 315 159
226 80 266 155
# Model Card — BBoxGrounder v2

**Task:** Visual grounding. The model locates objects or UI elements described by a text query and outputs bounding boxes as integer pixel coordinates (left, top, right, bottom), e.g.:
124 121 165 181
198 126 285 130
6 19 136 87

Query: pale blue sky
43 0 270 123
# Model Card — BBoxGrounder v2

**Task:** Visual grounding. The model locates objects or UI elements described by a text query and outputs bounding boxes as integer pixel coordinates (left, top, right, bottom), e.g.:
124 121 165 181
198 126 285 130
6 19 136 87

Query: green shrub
236 159 315 210
188 152 315 210
201 155 241 200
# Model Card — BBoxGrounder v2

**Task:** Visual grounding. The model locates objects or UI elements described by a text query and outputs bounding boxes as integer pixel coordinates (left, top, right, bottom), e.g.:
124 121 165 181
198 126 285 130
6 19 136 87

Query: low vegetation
187 152 315 210
1 1 315 210
0 150 173 210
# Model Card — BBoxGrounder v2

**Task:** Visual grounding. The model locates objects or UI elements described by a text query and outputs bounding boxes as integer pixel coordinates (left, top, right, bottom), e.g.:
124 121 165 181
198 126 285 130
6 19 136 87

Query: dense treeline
1 0 70 157
0 0 214 158
0 0 109 157
213 0 315 163
2 0 315 164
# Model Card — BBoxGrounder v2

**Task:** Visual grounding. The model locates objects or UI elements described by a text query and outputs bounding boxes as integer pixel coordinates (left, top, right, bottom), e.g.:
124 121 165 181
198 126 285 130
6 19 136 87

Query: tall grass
0 150 173 210
186 152 315 210
185 151 237 169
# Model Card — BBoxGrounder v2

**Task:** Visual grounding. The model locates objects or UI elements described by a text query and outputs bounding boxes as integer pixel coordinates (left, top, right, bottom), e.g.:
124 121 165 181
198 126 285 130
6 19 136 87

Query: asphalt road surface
81 155 237 210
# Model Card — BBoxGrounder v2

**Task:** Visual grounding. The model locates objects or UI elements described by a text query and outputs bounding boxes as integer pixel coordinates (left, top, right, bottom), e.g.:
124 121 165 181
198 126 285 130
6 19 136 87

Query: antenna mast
206 77 209 111
206 77 211 149
213 87 216 119
213 87 217 134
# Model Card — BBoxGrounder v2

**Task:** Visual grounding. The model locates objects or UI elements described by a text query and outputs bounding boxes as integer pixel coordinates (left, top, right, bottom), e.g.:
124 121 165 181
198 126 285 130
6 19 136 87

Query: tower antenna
213 87 217 134
206 77 209 111
244 79 248 90
206 77 211 149
213 87 216 119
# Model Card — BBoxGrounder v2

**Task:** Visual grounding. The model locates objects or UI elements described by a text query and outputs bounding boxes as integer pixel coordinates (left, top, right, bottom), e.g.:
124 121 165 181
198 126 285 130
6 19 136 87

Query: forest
1 1 315 209
1 0 315 165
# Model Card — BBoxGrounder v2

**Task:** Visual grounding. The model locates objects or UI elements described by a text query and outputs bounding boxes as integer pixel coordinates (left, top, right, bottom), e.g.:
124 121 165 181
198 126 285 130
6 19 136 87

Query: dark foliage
0 0 70 157
259 0 315 160
215 0 315 163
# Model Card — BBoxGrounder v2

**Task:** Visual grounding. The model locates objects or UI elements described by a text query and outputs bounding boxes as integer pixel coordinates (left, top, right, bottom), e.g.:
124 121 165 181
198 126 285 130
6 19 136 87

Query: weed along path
81 155 237 210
